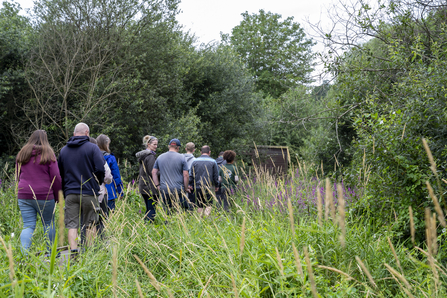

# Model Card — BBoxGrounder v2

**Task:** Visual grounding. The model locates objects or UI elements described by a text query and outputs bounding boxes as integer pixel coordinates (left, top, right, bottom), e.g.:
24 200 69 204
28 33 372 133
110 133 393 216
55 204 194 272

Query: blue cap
169 138 181 146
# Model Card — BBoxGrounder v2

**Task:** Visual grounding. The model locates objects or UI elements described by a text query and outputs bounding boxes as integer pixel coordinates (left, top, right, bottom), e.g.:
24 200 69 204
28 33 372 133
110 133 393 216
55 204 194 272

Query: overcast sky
14 0 336 82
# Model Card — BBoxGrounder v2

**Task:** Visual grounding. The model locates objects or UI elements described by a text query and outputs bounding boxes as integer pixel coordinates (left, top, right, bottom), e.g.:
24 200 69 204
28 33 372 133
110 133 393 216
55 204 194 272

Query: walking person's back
58 123 105 259
189 145 219 215
152 139 190 212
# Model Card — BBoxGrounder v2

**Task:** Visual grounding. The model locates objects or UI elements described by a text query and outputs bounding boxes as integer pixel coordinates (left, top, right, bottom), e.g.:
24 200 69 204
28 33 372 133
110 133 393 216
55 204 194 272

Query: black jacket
189 155 219 189
136 150 158 197
58 136 105 196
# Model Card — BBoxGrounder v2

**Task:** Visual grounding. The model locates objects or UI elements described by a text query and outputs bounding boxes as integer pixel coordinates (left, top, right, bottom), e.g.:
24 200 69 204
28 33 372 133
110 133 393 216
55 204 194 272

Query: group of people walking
137 137 238 221
15 122 238 258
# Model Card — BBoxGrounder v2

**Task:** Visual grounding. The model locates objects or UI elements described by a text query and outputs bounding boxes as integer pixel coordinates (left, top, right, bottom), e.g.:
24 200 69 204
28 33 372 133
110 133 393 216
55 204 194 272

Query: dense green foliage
222 10 314 98
0 0 269 170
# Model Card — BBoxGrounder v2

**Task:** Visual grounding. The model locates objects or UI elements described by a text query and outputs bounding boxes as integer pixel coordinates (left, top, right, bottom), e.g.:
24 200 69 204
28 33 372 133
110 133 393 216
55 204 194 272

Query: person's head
168 139 181 152
96 134 111 153
143 135 158 152
219 151 224 157
73 123 89 136
16 130 55 165
201 145 211 156
185 142 195 154
89 137 97 145
223 150 236 164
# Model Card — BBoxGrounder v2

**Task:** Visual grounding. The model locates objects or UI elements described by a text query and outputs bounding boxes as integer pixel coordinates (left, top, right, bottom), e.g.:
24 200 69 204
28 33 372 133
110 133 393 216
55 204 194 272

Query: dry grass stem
231 274 239 298
199 274 213 298
317 186 323 226
337 184 346 248
6 242 15 287
275 247 284 276
304 247 319 298
317 265 359 282
324 178 330 221
325 178 336 222
133 254 160 291
112 246 118 297
292 243 304 279
135 279 144 298
409 206 415 244
422 138 438 177
425 181 446 227
387 237 403 273
240 217 246 255
355 256 377 288
384 263 412 290
58 190 65 246
287 197 296 237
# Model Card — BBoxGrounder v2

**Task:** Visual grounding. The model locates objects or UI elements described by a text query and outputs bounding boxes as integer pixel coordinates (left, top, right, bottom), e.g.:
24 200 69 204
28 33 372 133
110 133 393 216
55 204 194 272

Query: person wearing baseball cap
152 138 190 213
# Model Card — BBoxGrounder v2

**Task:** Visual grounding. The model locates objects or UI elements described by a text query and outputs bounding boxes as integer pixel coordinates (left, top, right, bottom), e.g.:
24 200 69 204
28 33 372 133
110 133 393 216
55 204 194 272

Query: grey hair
74 123 89 135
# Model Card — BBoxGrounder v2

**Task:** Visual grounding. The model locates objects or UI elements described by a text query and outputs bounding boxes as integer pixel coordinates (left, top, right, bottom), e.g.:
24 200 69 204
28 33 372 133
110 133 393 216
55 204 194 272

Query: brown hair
223 150 236 163
96 134 111 153
185 142 195 152
201 145 211 154
16 130 56 165
89 137 98 145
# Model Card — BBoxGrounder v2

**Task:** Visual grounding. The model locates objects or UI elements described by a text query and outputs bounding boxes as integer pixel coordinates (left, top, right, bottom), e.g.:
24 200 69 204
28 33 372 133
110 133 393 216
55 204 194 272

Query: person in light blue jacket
97 134 123 210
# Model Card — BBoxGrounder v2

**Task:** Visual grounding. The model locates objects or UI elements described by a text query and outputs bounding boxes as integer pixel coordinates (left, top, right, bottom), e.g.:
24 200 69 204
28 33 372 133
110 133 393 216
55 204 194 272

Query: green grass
0 169 446 297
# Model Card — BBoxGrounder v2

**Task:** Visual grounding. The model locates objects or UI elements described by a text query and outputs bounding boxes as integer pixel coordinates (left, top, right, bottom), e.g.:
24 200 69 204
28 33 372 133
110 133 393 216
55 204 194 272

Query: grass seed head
231 274 239 298
240 217 246 255
317 186 323 226
292 243 304 279
275 247 284 276
409 206 415 244
304 247 319 298
355 256 377 288
337 184 346 248
425 181 446 227
134 254 160 291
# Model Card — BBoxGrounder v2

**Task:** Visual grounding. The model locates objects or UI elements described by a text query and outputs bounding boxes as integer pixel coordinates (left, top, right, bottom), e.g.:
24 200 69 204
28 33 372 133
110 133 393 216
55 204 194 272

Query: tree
22 0 180 148
222 9 314 98
0 1 31 154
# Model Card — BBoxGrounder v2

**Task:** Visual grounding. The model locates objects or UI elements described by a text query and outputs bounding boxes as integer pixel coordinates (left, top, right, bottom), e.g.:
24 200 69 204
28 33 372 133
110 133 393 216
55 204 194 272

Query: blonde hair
143 135 157 146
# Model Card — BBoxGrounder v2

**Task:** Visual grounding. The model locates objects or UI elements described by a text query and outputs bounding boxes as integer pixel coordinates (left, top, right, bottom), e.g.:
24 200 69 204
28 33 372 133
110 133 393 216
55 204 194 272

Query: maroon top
17 151 62 201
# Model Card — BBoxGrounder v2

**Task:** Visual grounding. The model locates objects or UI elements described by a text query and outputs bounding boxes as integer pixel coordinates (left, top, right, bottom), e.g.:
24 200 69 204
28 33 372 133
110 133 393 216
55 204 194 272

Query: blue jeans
18 199 55 253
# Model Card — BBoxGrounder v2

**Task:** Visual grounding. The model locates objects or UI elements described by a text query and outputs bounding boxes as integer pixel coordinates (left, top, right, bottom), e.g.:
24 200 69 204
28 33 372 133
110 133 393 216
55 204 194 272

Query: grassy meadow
0 164 446 297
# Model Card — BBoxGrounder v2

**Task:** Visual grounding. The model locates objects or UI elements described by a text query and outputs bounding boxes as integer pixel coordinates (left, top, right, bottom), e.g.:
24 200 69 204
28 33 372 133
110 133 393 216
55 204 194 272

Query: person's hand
187 185 193 193
215 187 219 192
157 185 160 191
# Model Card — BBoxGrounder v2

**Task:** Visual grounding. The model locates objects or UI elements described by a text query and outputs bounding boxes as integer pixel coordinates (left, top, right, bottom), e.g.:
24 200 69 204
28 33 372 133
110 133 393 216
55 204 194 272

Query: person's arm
213 162 219 191
152 168 160 190
108 155 123 196
57 153 65 193
92 147 105 185
104 162 113 184
183 170 190 193
49 159 62 202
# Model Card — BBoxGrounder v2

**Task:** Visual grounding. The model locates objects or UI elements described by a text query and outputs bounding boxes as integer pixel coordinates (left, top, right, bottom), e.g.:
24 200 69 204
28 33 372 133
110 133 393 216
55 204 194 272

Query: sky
13 0 336 82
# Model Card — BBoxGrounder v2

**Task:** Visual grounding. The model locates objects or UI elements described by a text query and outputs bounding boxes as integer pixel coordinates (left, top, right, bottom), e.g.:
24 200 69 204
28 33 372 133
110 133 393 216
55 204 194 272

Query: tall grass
0 164 446 297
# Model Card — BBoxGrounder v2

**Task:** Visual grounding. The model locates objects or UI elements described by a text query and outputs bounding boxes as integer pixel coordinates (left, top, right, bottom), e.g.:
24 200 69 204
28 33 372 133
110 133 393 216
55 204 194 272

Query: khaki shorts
65 194 99 229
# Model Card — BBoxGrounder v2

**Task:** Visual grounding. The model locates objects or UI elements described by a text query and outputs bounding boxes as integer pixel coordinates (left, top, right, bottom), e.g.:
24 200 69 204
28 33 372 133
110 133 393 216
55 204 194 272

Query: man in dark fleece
189 145 219 216
58 123 105 257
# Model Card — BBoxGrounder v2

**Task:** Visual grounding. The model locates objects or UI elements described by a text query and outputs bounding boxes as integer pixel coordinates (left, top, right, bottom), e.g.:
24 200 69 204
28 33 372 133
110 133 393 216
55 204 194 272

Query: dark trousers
160 189 189 214
142 193 158 222
195 188 213 208
217 189 230 211
107 199 116 211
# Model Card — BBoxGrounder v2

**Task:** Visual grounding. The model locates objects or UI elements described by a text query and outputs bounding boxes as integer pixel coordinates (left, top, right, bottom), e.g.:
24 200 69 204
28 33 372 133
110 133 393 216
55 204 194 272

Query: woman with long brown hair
16 130 62 254
96 134 123 210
